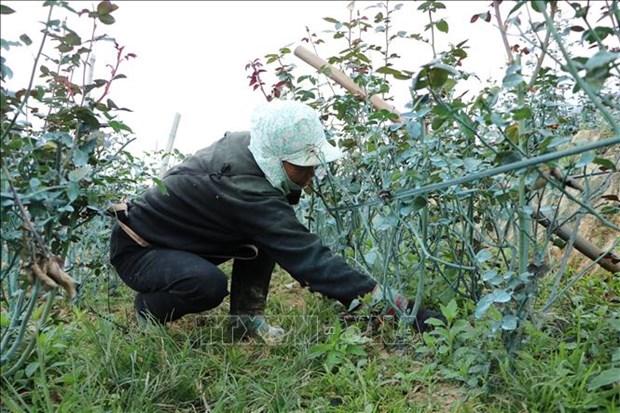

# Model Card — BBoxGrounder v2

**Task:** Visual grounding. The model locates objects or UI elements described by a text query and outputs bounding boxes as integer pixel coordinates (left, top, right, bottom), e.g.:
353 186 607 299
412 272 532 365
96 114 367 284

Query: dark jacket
113 131 376 305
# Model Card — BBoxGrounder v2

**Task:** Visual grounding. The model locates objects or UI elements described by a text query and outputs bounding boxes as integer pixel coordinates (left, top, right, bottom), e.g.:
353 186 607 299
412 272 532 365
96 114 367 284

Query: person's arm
235 195 376 306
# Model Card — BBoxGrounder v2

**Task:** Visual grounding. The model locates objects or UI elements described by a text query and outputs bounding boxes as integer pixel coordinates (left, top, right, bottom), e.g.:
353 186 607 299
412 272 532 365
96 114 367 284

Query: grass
1 266 619 412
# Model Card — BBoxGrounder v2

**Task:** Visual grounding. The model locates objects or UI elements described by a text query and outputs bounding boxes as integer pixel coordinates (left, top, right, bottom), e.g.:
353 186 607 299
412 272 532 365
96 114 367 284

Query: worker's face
282 161 315 188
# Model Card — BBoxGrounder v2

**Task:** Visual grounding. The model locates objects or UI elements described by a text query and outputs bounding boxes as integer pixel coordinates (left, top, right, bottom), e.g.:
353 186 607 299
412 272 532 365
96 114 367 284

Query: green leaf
43 132 71 145
97 0 118 15
72 149 88 166
412 196 427 211
323 17 340 24
29 178 41 189
493 290 512 303
58 43 73 53
425 317 445 327
364 248 379 266
583 27 614 43
505 123 520 144
588 368 620 390
430 62 459 75
592 157 617 171
475 249 493 263
25 362 40 378
496 150 522 165
585 51 619 71
153 177 168 195
74 107 100 128
440 299 458 322
66 182 80 202
503 73 524 89
428 67 449 88
63 32 81 46
531 1 546 13
68 165 92 182
482 270 498 282
1 58 13 79
19 34 32 46
108 120 133 133
475 294 495 319
575 151 595 168
0 5 15 14
372 214 398 231
501 315 517 330
0 312 9 328
99 13 115 25
464 157 482 171
436 19 449 33
507 1 527 17
512 107 532 120
376 66 411 80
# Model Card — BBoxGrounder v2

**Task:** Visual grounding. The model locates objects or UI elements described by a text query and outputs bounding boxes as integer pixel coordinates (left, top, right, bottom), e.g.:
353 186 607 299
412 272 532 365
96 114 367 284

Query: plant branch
0 4 54 145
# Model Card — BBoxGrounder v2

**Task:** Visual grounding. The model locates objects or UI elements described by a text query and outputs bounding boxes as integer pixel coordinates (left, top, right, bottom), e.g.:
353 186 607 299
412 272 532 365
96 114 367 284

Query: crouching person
108 100 436 343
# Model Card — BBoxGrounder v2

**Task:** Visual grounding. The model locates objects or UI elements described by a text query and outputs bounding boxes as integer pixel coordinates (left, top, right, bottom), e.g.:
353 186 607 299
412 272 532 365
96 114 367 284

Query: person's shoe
134 293 159 329
230 314 285 345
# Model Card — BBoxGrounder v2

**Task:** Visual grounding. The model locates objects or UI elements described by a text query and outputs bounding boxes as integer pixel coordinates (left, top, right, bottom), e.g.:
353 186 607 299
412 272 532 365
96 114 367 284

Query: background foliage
1 0 619 411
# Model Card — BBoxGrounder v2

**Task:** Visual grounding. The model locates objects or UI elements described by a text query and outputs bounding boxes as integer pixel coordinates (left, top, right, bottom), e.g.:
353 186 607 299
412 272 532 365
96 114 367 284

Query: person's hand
346 283 407 317
347 283 444 332
369 283 409 316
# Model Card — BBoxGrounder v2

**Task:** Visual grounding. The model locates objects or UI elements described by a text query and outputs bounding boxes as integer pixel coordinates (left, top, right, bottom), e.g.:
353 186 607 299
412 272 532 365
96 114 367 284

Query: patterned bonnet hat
248 100 343 192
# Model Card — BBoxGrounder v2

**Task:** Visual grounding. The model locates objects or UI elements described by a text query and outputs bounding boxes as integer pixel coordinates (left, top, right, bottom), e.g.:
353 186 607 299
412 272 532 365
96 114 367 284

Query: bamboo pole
294 46 401 119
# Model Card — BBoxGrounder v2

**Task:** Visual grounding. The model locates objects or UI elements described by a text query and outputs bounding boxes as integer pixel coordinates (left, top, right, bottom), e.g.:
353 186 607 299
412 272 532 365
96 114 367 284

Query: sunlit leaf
68 166 92 182
585 51 619 71
475 249 493 263
475 294 495 319
501 315 518 330
493 290 512 303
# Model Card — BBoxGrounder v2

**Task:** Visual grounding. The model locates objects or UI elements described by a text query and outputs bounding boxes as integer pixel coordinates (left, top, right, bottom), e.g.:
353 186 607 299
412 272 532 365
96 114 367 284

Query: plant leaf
436 19 449 33
0 5 15 14
475 249 493 263
19 34 32 46
588 368 620 390
501 315 518 330
475 293 495 319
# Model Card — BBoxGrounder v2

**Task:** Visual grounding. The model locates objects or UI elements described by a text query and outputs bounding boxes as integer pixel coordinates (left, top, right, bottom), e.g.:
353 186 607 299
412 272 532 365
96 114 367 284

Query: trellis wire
328 135 620 212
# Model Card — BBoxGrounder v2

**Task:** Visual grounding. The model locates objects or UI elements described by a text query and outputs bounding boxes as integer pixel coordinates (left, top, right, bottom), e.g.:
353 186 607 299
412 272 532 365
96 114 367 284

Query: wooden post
534 212 620 274
294 46 401 120
87 55 96 86
159 112 181 177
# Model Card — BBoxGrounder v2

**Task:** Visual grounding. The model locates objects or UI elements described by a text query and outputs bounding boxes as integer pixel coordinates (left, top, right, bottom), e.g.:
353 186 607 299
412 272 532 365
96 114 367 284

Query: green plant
0 0 154 376
309 323 371 373
249 1 620 356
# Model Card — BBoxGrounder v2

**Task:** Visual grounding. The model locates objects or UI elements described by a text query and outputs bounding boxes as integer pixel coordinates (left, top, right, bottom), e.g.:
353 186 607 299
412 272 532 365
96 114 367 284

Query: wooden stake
159 112 181 177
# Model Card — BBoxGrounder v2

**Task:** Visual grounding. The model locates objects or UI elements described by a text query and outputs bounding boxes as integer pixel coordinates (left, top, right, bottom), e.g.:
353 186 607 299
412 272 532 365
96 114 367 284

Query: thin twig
0 4 54 145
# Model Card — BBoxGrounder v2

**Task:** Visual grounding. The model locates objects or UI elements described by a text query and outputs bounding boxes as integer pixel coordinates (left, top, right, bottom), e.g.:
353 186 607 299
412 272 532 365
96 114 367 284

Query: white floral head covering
249 100 343 193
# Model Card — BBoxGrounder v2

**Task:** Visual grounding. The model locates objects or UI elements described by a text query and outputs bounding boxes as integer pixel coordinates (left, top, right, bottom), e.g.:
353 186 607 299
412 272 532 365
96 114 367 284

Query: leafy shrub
249 0 620 352
0 1 157 375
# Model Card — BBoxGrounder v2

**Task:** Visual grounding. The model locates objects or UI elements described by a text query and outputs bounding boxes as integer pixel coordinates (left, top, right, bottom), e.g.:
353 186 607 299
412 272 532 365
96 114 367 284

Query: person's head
248 100 342 193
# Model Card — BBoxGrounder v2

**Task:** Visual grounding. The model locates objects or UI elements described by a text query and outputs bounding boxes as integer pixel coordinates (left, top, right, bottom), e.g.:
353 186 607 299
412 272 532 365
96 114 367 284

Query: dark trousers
109 225 275 324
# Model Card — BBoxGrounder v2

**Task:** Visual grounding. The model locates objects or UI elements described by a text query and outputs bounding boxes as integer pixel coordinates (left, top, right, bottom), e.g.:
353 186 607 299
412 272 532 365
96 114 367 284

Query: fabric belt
108 202 151 247
107 202 259 260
